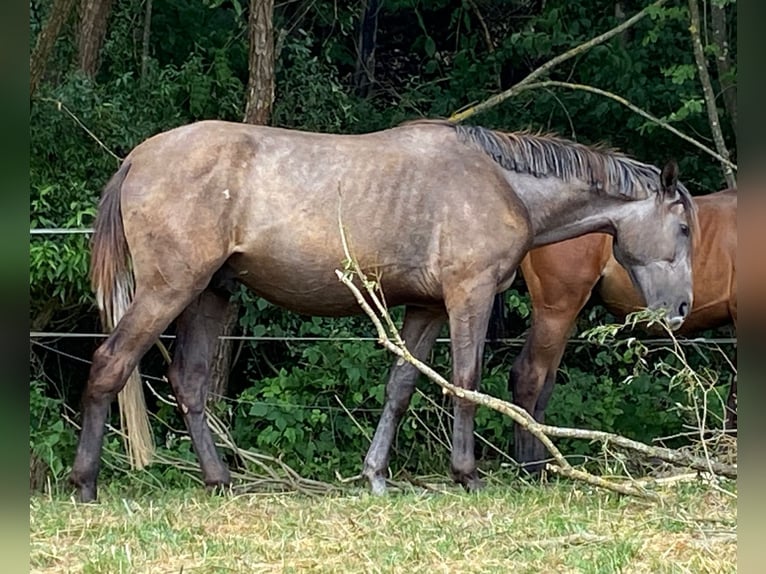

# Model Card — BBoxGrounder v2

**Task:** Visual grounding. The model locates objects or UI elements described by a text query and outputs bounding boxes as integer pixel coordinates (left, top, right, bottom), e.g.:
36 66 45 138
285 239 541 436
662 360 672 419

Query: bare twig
38 98 123 162
466 0 494 54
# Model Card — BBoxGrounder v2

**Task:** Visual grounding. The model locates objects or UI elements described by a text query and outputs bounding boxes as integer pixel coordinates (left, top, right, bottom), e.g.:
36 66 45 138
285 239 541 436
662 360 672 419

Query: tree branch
449 0 668 122
514 80 737 171
334 199 736 501
688 0 736 188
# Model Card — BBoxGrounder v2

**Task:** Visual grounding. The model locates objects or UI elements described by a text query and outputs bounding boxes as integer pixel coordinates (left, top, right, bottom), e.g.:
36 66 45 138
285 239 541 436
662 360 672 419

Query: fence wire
29 227 737 347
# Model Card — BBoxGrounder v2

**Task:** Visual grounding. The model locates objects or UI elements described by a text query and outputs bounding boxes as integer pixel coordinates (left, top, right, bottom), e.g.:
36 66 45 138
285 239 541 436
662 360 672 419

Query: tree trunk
614 2 631 48
208 301 240 401
687 0 736 188
208 0 276 401
710 1 736 154
353 0 380 98
140 0 153 83
243 0 275 125
29 0 77 97
77 0 113 78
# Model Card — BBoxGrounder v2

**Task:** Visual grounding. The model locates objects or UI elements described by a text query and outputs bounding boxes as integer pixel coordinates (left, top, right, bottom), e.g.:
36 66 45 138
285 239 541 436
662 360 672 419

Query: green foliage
29 0 737 487
271 31 360 132
30 379 78 482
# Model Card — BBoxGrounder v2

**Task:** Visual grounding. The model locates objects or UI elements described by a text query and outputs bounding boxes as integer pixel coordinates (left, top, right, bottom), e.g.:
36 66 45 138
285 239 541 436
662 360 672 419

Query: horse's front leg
445 273 499 492
509 312 572 473
363 306 446 495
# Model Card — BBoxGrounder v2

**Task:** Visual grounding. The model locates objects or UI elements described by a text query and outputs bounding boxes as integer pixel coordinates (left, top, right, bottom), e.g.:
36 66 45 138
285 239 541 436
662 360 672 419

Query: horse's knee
167 361 209 413
384 363 418 414
510 361 545 411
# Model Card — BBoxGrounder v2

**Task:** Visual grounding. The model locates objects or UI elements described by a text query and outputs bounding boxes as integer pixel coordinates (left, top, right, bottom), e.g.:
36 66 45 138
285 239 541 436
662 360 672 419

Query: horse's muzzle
667 315 685 331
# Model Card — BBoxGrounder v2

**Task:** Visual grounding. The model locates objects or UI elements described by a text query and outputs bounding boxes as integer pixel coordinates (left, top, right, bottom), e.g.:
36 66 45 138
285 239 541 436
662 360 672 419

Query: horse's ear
660 160 679 197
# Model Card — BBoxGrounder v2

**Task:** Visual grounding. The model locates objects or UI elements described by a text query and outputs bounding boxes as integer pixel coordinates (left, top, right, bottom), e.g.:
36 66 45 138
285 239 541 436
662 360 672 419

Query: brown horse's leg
510 238 607 474
724 376 737 431
363 306 445 495
509 312 573 473
71 286 199 502
166 288 232 490
724 301 737 431
446 276 498 492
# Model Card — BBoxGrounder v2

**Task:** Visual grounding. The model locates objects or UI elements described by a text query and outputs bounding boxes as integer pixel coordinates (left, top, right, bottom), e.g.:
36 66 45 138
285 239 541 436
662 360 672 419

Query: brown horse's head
611 160 697 330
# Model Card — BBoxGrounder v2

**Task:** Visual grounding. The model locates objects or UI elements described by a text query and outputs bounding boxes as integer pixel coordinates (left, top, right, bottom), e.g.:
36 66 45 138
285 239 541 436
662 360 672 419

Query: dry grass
30 478 736 574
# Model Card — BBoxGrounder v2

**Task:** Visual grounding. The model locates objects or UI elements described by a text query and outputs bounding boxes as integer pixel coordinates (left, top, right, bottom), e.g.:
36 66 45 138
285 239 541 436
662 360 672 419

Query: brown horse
70 119 696 502
510 189 736 471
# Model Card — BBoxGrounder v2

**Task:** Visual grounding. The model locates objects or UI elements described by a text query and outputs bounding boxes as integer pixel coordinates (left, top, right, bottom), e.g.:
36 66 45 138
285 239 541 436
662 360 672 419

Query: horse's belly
226 253 441 317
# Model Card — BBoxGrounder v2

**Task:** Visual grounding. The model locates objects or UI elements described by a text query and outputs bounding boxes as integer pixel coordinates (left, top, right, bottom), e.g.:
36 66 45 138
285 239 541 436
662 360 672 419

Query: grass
30 477 736 573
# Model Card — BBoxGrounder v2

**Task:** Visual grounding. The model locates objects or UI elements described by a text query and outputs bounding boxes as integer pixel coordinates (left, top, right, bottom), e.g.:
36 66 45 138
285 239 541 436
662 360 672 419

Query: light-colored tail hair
90 160 154 469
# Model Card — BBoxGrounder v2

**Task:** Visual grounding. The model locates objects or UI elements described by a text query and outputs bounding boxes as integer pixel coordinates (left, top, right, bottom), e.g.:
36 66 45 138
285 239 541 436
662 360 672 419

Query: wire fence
29 227 738 347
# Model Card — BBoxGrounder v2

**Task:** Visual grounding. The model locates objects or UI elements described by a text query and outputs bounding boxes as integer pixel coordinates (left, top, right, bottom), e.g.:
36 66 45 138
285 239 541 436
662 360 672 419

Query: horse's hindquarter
120 121 530 316
684 190 737 330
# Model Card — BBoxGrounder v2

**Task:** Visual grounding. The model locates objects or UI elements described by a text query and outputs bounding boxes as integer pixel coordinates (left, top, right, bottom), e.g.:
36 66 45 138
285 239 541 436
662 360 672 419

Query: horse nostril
678 301 689 317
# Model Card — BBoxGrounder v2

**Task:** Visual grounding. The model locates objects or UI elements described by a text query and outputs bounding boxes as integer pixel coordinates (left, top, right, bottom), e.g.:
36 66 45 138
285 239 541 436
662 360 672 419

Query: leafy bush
29 0 736 488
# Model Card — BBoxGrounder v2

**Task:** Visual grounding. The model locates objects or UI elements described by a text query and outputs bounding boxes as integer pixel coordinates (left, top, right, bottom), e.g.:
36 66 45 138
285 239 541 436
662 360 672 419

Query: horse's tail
90 160 155 470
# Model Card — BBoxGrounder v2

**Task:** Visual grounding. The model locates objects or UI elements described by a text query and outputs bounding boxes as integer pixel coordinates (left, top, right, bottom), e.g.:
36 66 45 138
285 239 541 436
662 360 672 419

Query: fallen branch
334 267 660 500
335 207 735 502
144 380 340 496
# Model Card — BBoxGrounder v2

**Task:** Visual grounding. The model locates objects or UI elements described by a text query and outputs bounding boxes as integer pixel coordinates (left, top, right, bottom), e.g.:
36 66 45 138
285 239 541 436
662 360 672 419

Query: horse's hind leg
71 286 201 502
363 306 445 495
166 287 232 489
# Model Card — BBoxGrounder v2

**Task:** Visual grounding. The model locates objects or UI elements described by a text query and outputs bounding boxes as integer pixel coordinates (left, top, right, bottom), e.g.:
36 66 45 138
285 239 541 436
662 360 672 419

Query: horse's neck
503 172 637 247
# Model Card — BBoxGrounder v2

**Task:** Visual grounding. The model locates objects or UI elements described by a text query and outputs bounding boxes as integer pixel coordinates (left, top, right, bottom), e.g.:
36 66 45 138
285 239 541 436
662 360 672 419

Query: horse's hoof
77 484 98 503
70 472 98 503
368 476 388 496
463 476 486 493
205 479 232 497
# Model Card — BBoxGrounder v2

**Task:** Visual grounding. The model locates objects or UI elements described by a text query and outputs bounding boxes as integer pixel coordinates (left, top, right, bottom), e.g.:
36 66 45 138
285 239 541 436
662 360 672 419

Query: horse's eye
680 224 690 237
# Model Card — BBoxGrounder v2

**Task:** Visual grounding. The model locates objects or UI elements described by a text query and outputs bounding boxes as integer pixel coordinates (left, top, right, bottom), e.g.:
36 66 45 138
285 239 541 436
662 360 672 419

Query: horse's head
611 160 696 330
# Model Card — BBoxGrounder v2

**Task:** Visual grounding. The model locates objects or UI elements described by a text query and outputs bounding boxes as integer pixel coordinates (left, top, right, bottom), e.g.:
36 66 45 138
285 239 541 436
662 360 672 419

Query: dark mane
402 120 697 234
456 124 656 197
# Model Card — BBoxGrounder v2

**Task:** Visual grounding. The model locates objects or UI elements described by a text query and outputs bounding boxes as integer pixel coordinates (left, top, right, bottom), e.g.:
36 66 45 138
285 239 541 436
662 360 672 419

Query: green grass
30 479 736 573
